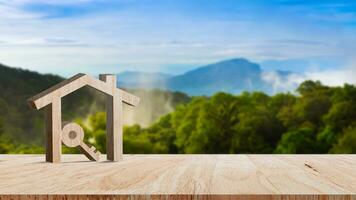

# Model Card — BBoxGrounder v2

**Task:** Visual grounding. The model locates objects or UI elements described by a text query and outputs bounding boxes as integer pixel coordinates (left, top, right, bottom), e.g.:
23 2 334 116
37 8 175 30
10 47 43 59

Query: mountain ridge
117 58 289 95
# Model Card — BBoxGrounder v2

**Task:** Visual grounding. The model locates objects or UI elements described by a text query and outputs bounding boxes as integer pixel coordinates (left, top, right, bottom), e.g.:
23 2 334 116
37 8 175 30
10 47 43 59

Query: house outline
28 73 140 163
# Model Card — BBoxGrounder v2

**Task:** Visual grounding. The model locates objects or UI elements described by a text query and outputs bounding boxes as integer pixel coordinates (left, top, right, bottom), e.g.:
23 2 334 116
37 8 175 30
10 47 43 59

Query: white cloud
261 71 304 93
261 63 356 94
305 66 356 86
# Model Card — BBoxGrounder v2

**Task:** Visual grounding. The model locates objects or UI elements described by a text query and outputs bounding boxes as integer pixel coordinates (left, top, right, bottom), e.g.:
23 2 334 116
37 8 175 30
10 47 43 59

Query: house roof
28 73 140 110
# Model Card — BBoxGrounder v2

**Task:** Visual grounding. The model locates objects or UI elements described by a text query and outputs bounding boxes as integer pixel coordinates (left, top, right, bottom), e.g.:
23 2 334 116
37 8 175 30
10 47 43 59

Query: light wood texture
0 195 354 200
99 74 123 161
0 155 355 200
27 74 140 163
45 98 61 163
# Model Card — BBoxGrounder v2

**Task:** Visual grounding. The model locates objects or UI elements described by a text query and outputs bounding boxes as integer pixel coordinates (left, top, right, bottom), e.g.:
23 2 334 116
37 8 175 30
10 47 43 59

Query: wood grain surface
0 154 355 199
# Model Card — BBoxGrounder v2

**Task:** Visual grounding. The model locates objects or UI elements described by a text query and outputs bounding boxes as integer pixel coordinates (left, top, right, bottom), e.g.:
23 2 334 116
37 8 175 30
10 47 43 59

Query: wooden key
61 122 101 161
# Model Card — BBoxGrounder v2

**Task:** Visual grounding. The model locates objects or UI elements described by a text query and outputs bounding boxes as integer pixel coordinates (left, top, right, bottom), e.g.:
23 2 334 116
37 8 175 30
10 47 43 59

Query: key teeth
94 151 101 162
78 143 101 162
91 146 101 161
90 146 96 151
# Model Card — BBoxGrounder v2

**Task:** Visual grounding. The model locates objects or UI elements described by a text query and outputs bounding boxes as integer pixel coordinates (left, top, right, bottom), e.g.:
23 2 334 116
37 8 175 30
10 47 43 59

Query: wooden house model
27 74 140 163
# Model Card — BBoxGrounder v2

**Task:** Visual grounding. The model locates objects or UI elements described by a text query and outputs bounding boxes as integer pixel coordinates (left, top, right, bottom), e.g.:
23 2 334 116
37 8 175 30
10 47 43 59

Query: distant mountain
117 58 286 95
167 58 268 95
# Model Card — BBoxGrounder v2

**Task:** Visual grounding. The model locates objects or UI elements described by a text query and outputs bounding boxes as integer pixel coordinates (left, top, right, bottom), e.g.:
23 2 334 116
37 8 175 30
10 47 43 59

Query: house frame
27 73 140 163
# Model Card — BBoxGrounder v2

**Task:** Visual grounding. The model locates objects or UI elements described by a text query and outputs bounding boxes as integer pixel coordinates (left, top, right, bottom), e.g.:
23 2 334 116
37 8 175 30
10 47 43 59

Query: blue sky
0 0 355 85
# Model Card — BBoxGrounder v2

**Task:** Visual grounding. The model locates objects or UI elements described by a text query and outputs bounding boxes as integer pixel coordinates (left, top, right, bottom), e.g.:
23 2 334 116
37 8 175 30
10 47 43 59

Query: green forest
78 81 356 154
0 64 355 154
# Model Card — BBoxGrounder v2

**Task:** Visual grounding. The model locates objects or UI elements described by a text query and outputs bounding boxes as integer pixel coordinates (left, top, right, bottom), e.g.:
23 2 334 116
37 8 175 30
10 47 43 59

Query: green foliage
323 101 356 132
275 128 316 153
316 126 337 153
0 137 11 153
145 81 354 154
331 126 356 153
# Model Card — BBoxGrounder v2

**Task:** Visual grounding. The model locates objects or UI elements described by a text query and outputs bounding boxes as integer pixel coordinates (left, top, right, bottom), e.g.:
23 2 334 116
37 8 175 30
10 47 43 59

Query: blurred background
0 0 355 154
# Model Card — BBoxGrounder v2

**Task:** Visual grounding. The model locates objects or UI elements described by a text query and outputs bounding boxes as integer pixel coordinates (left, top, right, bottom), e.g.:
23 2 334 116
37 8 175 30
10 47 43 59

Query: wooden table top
0 154 355 196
